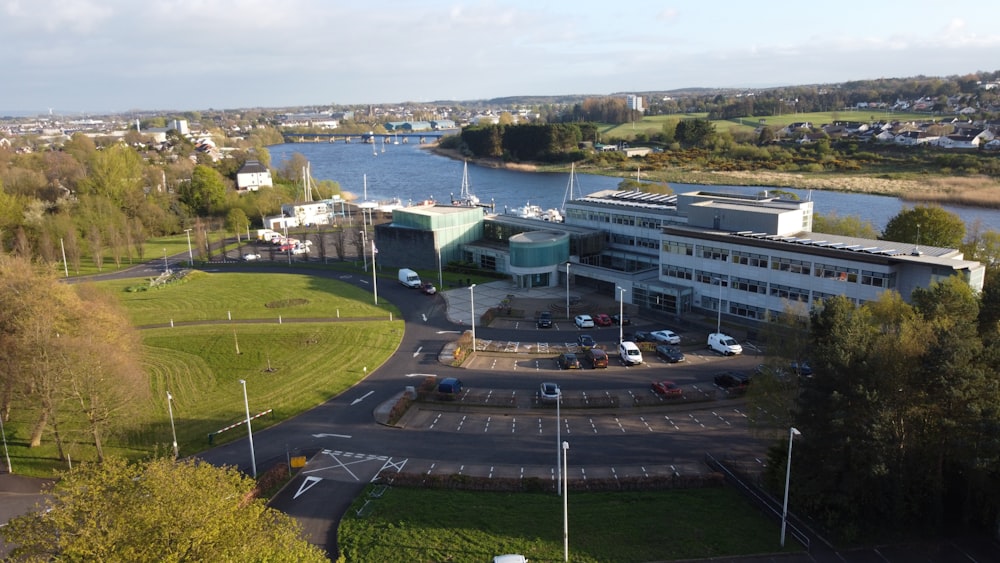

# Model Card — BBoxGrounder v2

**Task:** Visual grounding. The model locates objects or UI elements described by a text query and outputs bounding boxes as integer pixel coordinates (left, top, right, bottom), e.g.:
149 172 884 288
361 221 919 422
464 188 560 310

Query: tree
225 207 249 238
1 457 328 562
180 165 227 215
882 205 965 248
813 212 880 239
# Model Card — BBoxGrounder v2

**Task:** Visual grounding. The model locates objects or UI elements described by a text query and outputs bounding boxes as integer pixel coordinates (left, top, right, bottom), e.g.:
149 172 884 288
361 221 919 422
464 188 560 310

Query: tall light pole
166 391 178 459
556 388 562 496
163 248 169 274
0 409 11 473
781 427 801 547
360 230 368 272
562 440 569 562
469 284 477 351
565 262 571 319
239 379 257 478
617 287 627 343
715 278 724 335
371 239 378 305
184 228 193 266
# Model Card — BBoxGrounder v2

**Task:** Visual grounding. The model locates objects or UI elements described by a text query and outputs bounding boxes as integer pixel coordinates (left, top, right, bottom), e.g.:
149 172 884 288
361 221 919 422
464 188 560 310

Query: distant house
894 131 938 146
236 160 272 192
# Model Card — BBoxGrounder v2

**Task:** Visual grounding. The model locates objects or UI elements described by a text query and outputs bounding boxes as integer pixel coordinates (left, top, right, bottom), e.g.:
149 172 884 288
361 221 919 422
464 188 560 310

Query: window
733 250 768 268
699 245 729 261
814 263 858 283
638 217 661 229
663 241 694 256
696 271 726 286
479 254 496 270
729 301 766 320
769 283 808 302
731 276 766 295
861 270 896 288
771 257 811 275
662 264 693 280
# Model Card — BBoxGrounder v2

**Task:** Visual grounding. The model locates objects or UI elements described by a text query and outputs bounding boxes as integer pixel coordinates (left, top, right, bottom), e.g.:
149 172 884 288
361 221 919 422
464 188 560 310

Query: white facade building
236 160 273 192
626 95 643 112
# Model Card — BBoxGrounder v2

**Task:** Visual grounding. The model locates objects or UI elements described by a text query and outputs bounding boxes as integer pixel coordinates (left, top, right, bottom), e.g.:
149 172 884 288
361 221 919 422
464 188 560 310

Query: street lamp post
184 228 193 266
565 262 571 319
562 440 569 562
166 391 178 459
617 287 627 343
360 231 368 272
781 427 801 547
469 284 477 351
556 389 562 496
239 379 257 478
163 248 169 274
0 409 11 473
371 239 378 305
715 278 724 334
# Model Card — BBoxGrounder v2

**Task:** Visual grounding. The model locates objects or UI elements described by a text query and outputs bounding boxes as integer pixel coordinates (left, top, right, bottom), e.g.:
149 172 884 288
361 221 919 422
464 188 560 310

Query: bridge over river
282 130 457 144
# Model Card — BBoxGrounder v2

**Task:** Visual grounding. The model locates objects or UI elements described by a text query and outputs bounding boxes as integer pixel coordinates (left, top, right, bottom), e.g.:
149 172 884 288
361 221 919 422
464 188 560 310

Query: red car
594 313 613 327
651 380 683 397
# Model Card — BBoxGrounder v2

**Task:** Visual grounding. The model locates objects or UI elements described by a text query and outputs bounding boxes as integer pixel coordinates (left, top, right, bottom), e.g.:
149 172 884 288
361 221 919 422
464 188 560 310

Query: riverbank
423 143 1000 208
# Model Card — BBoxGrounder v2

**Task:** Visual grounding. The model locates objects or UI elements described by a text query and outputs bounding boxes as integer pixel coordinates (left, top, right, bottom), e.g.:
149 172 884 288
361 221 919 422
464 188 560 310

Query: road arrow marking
436 330 461 334
413 346 423 357
351 390 375 405
405 373 437 378
311 433 352 438
422 313 427 322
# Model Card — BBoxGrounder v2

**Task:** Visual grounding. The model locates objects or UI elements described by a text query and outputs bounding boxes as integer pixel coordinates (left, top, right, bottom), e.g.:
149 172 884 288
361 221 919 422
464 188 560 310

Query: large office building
374 188 984 326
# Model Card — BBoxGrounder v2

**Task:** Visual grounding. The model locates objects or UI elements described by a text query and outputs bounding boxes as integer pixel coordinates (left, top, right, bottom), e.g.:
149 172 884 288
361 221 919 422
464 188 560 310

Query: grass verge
338 485 801 562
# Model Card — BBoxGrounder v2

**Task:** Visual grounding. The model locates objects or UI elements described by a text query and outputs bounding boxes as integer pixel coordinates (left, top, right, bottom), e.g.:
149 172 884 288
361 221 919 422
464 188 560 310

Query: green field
600 110 936 141
339 486 800 563
4 271 404 476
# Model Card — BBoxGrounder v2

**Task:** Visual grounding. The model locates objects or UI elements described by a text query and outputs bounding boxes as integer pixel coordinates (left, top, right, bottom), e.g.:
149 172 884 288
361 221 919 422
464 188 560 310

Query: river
268 141 1000 231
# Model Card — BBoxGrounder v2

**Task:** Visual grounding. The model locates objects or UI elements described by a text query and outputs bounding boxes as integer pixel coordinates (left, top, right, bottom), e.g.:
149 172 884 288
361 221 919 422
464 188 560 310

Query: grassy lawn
99 270 400 325
339 486 800 562
4 272 404 476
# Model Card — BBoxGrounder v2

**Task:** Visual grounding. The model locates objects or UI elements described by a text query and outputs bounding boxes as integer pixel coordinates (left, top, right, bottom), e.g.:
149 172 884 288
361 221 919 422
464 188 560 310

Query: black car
576 334 596 349
627 330 652 343
557 352 581 369
655 345 685 363
536 311 553 328
612 314 631 326
714 371 751 389
790 360 814 377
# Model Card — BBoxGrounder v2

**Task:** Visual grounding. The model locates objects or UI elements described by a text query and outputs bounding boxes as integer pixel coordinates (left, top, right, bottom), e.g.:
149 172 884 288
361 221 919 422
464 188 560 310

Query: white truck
398 268 421 288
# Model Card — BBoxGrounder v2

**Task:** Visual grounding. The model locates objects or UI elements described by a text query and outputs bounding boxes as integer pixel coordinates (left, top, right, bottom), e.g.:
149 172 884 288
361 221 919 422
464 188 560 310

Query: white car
243 253 260 261
618 340 643 365
539 382 561 404
649 330 681 345
574 314 595 328
707 332 743 356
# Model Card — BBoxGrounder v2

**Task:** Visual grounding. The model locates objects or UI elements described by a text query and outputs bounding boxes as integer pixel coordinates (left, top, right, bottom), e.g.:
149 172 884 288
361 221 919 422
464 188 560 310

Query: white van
707 333 743 356
618 340 643 365
493 556 527 563
398 268 421 288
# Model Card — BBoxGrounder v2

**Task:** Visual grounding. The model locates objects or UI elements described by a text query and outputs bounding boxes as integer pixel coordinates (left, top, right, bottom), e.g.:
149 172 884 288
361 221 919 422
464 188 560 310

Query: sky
3 0 1000 114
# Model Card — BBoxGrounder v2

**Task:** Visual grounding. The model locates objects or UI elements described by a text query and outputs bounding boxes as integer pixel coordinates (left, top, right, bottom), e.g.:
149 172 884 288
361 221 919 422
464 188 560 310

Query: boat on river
451 161 495 211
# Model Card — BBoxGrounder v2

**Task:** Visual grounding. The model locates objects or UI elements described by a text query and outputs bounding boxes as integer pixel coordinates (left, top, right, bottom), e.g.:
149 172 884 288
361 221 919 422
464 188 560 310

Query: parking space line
510 417 517 433
429 413 441 429
588 418 598 433
614 417 626 433
689 413 705 428
664 415 679 430
537 418 544 434
456 415 467 431
484 416 491 432
640 416 653 432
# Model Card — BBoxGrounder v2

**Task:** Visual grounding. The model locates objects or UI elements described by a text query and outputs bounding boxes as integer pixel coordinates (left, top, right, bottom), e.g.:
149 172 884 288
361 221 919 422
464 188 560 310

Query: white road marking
412 346 422 357
294 476 323 499
351 390 375 405
311 433 352 438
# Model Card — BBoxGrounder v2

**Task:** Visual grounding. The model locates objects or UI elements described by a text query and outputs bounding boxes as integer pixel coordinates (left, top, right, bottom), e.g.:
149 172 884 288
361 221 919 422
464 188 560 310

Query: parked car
557 352 581 369
243 253 260 261
651 380 683 397
714 371 751 390
618 341 643 365
594 313 613 327
585 347 609 368
754 363 787 379
576 334 596 350
536 311 553 328
437 377 463 399
421 282 437 295
650 330 681 345
574 314 595 328
612 313 631 326
707 332 743 356
539 382 561 404
655 345 685 363
627 330 653 343
790 360 813 377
